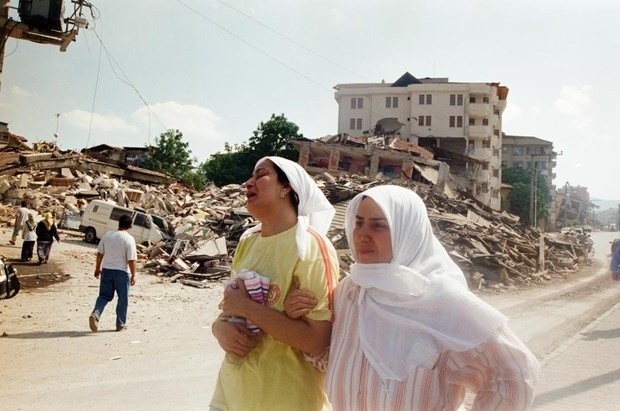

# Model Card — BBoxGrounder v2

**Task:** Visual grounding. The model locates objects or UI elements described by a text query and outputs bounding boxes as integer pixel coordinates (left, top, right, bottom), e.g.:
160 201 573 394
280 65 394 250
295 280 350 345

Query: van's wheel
85 228 97 243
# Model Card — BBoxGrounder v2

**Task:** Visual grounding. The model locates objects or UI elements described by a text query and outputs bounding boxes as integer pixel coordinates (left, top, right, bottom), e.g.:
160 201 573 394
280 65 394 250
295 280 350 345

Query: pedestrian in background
286 185 540 410
611 241 620 281
89 214 137 332
21 213 37 261
10 200 29 245
35 212 60 264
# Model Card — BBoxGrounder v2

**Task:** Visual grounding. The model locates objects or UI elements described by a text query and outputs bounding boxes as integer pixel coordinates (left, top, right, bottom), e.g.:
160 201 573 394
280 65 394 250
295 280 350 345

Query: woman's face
244 160 287 216
352 197 393 264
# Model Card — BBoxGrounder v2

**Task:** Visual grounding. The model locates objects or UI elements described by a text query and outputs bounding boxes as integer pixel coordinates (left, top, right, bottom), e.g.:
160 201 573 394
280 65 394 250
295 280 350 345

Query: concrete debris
0 136 591 291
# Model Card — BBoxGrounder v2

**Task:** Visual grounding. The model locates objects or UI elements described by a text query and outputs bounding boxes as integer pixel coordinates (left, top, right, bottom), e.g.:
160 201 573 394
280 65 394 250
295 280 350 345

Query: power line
215 0 368 81
91 29 165 141
85 27 103 149
174 0 332 92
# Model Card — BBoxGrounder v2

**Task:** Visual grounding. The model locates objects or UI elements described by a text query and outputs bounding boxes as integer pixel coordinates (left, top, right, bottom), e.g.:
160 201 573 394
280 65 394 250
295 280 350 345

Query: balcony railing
468 125 491 138
467 148 492 162
468 103 490 118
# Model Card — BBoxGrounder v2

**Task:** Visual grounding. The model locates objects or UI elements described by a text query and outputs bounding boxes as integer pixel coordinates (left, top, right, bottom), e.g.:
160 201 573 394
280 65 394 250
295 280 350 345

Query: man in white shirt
89 214 137 332
10 201 29 245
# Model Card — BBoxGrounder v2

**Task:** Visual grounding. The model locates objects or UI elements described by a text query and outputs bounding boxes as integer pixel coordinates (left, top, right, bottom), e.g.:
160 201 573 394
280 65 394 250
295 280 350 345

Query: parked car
0 256 19 300
79 200 170 246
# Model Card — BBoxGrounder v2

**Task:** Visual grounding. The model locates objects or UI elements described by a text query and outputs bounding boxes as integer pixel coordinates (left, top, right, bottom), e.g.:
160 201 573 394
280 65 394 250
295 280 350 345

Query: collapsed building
0 130 591 291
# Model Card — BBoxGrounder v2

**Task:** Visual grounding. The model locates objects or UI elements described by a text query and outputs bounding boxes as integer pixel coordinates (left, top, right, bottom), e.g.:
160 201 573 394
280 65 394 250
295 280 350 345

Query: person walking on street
611 241 620 281
10 201 29 245
21 213 37 261
89 214 137 332
35 212 60 264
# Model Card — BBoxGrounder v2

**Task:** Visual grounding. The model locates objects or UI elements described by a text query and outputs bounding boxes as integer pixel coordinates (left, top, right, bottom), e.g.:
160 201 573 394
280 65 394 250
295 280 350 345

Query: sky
1 0 619 200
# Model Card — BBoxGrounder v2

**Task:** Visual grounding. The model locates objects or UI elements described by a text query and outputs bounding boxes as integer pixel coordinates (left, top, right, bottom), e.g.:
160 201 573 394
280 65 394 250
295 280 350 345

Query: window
514 161 524 168
513 147 525 156
419 94 432 105
494 109 500 115
351 97 363 109
450 94 464 106
493 149 499 157
111 208 132 222
419 116 431 126
469 118 475 126
386 96 399 108
134 213 148 228
493 129 499 136
483 97 490 104
482 118 489 126
350 118 362 130
449 116 462 127
482 140 490 148
491 189 499 198
469 96 476 104
493 168 500 178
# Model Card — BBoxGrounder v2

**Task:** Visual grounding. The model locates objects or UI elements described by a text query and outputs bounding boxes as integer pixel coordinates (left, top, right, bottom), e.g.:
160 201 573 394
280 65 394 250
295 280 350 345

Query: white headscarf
241 156 335 260
346 185 507 381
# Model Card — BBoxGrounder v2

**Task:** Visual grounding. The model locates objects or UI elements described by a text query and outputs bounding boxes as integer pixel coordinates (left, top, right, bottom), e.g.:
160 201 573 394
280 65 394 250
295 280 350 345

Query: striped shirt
326 278 540 411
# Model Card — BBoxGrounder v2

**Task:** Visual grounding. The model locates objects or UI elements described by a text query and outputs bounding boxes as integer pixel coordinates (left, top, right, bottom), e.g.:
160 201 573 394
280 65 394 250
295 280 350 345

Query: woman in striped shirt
286 185 540 410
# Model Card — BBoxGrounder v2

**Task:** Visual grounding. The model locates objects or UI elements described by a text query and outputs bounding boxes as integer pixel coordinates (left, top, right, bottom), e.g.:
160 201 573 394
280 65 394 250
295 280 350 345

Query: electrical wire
91 29 166 138
174 0 332 92
85 27 103 149
214 0 368 81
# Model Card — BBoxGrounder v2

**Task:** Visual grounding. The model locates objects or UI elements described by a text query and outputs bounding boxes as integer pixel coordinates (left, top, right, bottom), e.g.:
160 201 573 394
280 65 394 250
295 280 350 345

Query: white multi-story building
334 72 508 210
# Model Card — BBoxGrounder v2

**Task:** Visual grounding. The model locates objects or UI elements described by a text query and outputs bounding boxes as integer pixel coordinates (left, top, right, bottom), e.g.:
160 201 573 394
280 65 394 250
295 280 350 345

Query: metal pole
0 0 9 91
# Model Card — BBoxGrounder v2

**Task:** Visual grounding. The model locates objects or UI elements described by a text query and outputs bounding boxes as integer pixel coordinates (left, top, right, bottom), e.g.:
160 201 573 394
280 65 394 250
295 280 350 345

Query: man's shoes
116 325 126 332
89 313 99 332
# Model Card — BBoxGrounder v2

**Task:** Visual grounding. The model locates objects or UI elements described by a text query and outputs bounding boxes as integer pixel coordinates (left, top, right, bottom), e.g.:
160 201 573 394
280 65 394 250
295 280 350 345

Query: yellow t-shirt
210 225 338 411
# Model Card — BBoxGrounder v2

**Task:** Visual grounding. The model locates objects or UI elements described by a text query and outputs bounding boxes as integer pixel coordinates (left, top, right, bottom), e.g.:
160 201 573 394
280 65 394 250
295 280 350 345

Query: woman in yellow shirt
210 156 339 411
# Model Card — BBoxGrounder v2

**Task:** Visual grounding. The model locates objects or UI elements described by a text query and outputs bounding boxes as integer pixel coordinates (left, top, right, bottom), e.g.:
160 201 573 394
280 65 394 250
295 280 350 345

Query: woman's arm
220 281 331 357
447 325 540 411
211 313 261 358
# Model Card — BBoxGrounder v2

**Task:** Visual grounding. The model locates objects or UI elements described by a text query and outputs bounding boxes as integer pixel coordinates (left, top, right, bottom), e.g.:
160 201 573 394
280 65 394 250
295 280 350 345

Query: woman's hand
284 289 318 319
212 317 260 358
219 279 253 318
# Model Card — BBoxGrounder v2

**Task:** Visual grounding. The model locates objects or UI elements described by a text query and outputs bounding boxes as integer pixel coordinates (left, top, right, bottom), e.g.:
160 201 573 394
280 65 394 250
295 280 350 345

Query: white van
79 200 169 245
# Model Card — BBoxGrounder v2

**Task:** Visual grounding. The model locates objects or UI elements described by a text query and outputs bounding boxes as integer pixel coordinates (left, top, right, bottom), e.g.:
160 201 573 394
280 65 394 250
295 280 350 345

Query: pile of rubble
0 142 589 291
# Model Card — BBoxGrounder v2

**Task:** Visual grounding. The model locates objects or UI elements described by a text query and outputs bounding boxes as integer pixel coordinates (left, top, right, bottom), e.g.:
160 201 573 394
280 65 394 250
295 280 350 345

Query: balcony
468 125 491 139
468 148 492 162
468 103 491 118
469 84 490 94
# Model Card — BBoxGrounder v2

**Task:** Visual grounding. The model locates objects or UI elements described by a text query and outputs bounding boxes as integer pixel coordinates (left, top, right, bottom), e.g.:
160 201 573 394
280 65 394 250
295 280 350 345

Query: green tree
201 114 302 186
502 166 551 226
247 113 301 161
200 143 252 187
144 129 194 179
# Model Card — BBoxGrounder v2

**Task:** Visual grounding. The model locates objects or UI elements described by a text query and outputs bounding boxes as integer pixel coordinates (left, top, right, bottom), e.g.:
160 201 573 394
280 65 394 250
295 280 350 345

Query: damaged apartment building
323 72 509 210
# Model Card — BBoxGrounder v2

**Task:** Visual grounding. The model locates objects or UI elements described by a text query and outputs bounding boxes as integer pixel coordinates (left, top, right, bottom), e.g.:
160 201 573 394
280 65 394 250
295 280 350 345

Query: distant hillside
592 199 620 211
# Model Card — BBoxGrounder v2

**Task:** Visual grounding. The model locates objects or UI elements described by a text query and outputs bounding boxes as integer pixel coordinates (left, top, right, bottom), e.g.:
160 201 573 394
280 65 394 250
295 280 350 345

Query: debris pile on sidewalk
0 135 590 290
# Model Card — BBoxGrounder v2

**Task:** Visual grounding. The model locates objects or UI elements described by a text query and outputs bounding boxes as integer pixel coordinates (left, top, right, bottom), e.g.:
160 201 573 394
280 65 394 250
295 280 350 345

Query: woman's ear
279 186 291 198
